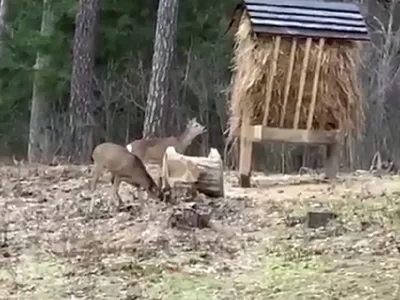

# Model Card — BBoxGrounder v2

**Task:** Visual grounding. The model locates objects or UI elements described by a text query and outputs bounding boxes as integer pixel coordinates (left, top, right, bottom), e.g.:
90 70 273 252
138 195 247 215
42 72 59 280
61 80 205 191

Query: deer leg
89 164 104 213
111 174 123 209
89 196 97 213
90 163 103 191
137 187 145 206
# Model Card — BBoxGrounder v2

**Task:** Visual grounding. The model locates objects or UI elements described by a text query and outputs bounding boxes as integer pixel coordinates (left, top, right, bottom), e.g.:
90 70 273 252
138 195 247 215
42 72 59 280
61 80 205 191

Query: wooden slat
250 18 368 33
293 37 312 129
248 11 367 26
280 37 297 127
245 0 361 12
307 38 325 130
250 126 340 144
254 26 370 41
262 36 281 125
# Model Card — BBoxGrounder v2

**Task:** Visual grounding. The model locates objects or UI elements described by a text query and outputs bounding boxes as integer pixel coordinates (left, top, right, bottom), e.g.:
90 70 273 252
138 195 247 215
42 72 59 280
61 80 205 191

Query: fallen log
161 147 224 198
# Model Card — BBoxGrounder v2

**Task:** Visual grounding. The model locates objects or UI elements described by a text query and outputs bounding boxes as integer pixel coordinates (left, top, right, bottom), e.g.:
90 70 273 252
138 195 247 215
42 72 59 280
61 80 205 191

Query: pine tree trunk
143 0 179 138
28 0 55 163
69 0 100 163
0 0 11 106
0 0 10 58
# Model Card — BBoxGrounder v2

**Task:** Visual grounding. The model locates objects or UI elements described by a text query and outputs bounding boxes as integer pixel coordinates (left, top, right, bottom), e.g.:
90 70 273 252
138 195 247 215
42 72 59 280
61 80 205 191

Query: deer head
177 118 207 150
186 118 206 137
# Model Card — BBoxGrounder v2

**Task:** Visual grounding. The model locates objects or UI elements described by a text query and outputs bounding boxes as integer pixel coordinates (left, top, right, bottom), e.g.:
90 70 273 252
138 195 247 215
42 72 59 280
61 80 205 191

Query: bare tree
28 0 55 163
69 0 100 162
142 0 179 138
357 0 400 168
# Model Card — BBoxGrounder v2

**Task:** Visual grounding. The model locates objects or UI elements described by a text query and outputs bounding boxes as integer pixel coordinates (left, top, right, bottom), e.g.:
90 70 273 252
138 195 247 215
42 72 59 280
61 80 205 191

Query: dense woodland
0 0 399 172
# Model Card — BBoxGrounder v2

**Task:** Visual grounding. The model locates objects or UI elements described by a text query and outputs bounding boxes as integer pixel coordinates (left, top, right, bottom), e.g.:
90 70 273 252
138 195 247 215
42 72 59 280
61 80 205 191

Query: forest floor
1 165 400 299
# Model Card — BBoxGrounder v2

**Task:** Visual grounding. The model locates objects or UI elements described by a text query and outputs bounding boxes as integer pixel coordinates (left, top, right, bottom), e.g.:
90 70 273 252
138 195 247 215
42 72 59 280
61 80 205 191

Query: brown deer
126 118 206 165
90 142 160 212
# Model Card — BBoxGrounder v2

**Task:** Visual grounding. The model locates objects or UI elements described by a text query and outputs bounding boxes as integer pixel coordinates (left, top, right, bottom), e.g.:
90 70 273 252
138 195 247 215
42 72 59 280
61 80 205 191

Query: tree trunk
0 0 11 107
69 0 100 163
0 0 10 58
142 0 179 138
28 0 55 164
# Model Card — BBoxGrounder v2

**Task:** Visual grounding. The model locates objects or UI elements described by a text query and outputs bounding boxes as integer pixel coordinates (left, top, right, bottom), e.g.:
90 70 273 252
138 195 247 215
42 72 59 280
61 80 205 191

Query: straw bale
228 13 364 139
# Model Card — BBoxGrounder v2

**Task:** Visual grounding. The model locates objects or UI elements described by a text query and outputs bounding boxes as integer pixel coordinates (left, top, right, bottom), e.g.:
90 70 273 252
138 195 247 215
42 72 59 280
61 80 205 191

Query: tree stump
167 202 212 230
161 147 224 198
306 211 338 228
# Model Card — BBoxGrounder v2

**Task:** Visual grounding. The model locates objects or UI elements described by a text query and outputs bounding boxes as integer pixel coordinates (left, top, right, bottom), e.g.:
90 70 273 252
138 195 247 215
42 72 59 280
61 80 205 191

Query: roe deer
126 118 206 165
90 142 160 212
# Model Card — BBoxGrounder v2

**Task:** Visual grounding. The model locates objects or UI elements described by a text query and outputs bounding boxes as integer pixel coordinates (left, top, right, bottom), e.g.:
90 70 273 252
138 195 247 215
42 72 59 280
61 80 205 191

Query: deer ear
192 117 197 122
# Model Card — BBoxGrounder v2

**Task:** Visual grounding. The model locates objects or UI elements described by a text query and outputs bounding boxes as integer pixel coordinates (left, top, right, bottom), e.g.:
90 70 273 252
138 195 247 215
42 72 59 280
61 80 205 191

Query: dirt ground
1 165 400 299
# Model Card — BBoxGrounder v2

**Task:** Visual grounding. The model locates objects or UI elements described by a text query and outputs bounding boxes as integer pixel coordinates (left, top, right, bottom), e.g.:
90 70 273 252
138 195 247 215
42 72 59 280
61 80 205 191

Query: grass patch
142 254 400 299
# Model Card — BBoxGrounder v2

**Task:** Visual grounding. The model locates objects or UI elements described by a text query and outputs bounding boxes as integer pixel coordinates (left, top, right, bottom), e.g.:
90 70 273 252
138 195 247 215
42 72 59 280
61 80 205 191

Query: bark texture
28 0 54 163
0 0 11 107
0 0 10 58
143 0 179 138
69 0 100 163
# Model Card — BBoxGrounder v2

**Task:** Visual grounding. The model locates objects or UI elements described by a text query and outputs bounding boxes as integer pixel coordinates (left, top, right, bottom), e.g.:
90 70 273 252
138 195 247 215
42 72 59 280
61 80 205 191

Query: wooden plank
248 11 367 26
293 37 312 129
250 126 340 144
245 0 361 12
307 38 325 130
262 35 281 125
254 26 370 41
238 110 253 188
248 6 364 21
280 37 297 127
250 18 368 33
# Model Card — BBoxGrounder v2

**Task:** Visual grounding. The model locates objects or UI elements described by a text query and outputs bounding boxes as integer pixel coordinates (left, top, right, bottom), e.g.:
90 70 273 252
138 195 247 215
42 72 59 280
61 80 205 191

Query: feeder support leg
324 142 339 179
238 110 253 187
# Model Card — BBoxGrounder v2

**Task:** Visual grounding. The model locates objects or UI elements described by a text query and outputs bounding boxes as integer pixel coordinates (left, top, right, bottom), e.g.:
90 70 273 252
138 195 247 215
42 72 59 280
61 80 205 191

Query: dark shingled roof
244 0 370 40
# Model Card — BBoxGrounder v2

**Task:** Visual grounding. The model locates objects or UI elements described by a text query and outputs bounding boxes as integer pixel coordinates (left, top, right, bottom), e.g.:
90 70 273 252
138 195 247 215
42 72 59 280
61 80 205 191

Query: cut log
161 147 224 198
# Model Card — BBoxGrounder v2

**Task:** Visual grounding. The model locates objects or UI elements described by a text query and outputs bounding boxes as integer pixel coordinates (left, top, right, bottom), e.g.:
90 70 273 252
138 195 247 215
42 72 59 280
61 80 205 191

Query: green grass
3 173 400 299
2 230 400 299
141 255 400 299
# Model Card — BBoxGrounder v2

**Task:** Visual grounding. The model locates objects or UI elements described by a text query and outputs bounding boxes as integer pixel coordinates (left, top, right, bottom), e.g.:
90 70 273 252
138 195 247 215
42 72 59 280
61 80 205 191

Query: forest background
0 0 398 173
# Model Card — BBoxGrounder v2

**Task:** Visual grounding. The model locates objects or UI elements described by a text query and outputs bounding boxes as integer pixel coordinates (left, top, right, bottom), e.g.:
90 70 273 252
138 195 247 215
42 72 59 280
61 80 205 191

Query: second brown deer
126 118 206 165
90 142 160 212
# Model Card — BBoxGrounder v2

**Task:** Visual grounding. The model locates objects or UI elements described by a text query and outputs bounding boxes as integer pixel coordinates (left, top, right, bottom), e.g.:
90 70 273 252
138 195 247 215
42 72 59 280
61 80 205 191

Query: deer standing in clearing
126 118 206 165
90 142 160 212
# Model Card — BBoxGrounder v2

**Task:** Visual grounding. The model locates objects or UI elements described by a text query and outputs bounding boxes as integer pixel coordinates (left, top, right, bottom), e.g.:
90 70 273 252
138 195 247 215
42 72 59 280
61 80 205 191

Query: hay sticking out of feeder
228 13 364 138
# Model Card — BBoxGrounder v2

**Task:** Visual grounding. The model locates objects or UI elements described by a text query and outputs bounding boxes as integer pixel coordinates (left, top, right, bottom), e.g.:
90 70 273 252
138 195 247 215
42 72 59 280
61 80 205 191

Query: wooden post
293 37 312 129
324 142 340 179
239 109 253 187
262 36 281 126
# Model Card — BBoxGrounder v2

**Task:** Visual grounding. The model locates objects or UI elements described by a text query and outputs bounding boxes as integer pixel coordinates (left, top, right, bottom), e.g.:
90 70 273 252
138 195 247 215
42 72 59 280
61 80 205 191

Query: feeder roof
244 0 370 41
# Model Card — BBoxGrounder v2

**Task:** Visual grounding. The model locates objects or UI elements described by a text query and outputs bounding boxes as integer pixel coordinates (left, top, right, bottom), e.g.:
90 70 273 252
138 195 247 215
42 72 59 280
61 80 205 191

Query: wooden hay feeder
230 0 370 187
